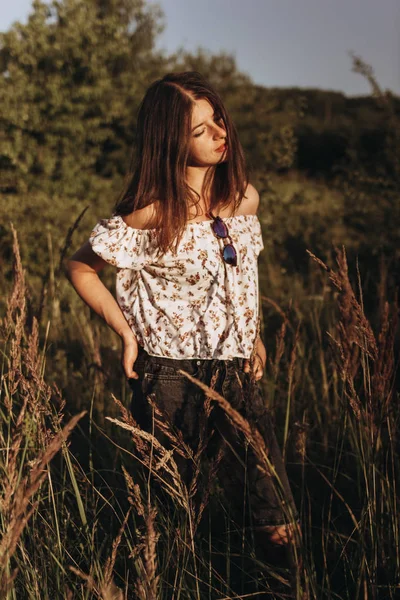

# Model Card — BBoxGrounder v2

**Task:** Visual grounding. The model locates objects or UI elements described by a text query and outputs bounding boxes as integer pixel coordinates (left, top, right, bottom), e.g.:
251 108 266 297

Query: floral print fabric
89 214 264 359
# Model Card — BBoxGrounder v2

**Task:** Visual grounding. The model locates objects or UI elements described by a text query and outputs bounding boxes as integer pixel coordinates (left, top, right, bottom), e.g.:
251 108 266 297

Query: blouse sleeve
252 216 264 256
89 214 155 270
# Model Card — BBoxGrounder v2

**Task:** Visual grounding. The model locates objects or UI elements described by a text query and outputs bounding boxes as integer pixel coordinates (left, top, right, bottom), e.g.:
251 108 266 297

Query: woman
67 71 299 578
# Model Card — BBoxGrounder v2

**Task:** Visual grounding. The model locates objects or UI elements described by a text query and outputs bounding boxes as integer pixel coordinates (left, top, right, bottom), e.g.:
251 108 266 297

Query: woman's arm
66 241 139 379
241 183 266 379
244 336 267 381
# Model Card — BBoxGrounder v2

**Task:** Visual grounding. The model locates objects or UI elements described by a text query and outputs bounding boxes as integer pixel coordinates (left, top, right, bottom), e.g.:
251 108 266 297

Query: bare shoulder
235 183 260 216
122 200 159 230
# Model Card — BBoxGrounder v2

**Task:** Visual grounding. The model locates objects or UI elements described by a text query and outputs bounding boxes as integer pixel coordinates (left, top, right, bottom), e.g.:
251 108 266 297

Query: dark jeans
129 346 298 528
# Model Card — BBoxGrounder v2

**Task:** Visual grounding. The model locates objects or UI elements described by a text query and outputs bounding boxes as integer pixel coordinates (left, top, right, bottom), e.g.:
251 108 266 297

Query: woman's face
188 98 228 167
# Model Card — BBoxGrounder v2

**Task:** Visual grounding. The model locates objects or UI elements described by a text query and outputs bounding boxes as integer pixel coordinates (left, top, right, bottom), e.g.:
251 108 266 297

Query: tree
0 0 165 198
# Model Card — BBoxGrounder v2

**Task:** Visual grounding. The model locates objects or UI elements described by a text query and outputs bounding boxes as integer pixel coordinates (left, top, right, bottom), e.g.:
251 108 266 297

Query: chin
188 155 228 167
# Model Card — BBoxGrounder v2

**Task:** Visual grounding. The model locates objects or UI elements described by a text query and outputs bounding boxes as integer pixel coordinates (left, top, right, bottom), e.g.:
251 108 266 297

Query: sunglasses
207 211 238 266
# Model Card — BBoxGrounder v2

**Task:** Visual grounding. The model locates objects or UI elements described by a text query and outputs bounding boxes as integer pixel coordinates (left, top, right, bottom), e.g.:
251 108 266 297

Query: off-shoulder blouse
89 214 264 359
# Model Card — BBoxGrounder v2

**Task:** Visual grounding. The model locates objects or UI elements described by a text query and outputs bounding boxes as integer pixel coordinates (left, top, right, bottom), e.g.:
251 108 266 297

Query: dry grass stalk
17 316 64 448
0 394 30 516
372 298 398 417
2 228 64 442
188 369 226 529
2 225 27 404
273 320 287 379
0 411 86 579
261 295 290 324
120 468 160 600
70 504 129 600
307 246 375 419
64 586 74 600
100 581 124 600
307 246 398 429
0 567 18 596
288 324 300 388
71 564 128 600
103 506 133 590
134 505 160 600
71 567 124 599
122 465 145 516
106 413 189 511
177 370 273 477
146 395 194 461
0 226 88 591
144 369 220 517
3 224 26 335
111 394 148 456
84 319 107 388
193 444 225 531
57 205 89 278
292 421 309 463
307 246 377 360
69 565 96 592
111 387 218 531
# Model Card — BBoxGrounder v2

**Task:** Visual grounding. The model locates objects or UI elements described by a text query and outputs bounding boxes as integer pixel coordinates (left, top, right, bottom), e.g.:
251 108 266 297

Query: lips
215 143 227 152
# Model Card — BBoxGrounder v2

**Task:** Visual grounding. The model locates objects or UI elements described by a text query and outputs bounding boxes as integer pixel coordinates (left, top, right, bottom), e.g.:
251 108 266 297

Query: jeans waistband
137 345 245 372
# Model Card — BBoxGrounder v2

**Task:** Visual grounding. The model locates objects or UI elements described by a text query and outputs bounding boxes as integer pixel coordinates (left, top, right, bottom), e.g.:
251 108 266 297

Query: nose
213 123 227 139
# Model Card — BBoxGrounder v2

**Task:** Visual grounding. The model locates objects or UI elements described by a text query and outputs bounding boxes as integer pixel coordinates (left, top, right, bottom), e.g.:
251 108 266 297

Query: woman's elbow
65 258 91 284
65 258 79 284
66 242 107 279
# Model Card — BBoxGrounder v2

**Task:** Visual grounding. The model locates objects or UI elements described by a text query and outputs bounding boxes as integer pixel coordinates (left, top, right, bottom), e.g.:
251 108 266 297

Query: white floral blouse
89 213 264 359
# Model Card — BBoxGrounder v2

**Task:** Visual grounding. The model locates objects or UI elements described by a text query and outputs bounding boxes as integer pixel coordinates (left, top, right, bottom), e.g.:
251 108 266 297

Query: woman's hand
121 334 140 379
244 337 267 381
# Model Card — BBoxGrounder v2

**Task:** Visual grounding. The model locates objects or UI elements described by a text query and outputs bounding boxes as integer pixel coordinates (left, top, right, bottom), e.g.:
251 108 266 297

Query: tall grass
1 222 399 598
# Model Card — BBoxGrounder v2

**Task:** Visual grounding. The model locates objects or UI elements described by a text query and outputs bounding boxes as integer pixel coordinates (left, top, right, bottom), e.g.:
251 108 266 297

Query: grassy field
1 215 399 599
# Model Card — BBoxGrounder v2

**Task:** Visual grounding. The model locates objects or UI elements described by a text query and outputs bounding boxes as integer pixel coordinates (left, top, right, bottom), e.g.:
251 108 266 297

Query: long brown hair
115 71 249 255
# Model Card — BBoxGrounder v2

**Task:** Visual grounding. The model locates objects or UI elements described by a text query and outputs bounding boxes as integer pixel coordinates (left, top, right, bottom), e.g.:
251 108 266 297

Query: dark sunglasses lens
212 218 228 238
223 244 237 266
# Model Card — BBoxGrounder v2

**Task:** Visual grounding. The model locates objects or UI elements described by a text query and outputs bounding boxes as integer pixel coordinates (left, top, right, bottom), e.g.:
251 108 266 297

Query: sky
1 0 399 97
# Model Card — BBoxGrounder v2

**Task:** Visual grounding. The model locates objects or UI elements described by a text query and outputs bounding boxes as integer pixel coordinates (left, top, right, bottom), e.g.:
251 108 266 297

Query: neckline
113 213 259 232
187 214 257 226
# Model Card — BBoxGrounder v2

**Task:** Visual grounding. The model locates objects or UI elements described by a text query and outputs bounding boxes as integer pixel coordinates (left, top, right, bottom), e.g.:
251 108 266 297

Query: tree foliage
0 0 165 197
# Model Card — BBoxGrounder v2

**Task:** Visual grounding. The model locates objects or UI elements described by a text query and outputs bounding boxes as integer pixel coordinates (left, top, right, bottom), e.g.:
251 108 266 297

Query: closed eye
193 115 225 137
